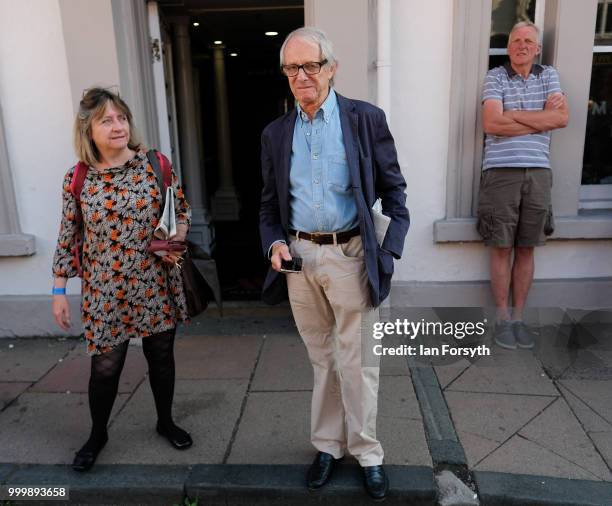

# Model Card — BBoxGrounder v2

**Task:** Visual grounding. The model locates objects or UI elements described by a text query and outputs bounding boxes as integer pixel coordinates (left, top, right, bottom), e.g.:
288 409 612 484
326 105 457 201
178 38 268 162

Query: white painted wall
0 0 610 303
388 0 612 283
0 0 75 295
305 0 374 102
59 0 120 112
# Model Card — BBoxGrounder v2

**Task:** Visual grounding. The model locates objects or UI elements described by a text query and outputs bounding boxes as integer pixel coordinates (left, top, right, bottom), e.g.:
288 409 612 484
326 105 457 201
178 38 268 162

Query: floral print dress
52 151 191 355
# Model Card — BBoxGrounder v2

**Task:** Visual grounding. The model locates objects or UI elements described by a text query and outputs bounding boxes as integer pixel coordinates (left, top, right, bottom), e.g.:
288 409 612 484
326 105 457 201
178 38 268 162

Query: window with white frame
580 0 612 208
435 0 612 242
488 0 543 68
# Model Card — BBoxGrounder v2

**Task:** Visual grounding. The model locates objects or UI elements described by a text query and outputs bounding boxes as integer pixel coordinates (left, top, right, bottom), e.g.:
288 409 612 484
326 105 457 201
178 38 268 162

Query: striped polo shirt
482 62 563 170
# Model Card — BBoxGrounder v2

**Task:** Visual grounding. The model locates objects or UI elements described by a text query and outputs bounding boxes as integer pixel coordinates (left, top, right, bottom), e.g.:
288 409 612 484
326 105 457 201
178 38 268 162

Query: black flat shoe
363 465 389 501
307 451 342 490
156 421 193 450
72 435 108 472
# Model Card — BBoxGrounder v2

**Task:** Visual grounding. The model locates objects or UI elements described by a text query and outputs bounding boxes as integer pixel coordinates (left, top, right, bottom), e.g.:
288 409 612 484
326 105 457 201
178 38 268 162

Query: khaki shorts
476 168 554 248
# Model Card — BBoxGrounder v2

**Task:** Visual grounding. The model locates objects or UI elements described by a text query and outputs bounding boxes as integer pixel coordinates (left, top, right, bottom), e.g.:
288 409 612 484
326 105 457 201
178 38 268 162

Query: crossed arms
482 92 569 137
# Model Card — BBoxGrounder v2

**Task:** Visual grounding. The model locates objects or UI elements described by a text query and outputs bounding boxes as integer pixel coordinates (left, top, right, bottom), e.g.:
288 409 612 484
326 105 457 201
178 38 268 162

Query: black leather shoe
307 452 341 489
363 465 389 501
156 421 193 450
72 435 108 472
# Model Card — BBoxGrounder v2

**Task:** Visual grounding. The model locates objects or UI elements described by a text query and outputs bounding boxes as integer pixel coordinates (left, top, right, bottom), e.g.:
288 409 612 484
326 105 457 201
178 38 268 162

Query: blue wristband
52 287 66 295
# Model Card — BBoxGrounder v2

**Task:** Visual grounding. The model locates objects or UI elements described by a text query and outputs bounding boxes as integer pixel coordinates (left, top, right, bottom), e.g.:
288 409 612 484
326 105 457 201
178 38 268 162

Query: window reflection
582 0 612 185
490 0 536 49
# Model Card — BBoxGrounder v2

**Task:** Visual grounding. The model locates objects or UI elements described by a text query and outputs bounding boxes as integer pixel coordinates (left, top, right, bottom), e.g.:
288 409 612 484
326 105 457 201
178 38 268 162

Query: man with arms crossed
479 21 568 349
259 27 409 500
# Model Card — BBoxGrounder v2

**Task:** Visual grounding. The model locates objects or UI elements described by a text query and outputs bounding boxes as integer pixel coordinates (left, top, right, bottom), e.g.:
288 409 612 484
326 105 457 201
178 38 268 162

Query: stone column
170 16 214 252
211 45 240 221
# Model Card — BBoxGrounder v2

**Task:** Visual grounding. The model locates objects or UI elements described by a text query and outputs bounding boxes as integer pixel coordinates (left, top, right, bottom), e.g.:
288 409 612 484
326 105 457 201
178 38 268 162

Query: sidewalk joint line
439 360 475 392
472 395 559 468
556 380 612 476
221 335 266 464
0 339 77 414
516 432 608 481
557 380 612 426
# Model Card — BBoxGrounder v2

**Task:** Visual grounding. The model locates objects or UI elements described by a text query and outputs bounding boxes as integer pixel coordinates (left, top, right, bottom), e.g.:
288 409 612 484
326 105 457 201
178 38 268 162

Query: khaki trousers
286 235 383 467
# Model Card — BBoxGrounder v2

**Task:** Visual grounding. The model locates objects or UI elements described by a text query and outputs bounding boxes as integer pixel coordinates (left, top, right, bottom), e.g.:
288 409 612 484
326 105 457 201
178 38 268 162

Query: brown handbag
146 150 211 318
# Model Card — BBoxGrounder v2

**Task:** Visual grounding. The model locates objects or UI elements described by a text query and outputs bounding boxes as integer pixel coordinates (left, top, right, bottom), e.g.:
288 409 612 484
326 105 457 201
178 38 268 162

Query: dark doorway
158 0 303 300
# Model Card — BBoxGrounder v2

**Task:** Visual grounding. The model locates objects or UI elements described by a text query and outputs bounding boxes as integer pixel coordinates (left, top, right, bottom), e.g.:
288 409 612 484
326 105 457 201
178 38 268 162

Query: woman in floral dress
52 88 193 471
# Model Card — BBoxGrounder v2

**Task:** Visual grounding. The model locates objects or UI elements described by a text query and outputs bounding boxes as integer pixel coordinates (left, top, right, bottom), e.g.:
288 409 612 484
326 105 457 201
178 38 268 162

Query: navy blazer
259 93 409 307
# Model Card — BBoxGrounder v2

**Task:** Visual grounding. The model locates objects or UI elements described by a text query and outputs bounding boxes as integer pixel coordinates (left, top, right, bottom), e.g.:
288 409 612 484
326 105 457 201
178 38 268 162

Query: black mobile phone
280 257 303 273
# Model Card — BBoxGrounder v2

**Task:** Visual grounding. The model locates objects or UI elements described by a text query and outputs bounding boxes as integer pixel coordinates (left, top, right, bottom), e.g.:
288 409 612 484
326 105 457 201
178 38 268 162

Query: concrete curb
2 464 611 505
0 464 436 505
187 464 436 505
407 358 467 468
0 464 190 505
474 471 612 506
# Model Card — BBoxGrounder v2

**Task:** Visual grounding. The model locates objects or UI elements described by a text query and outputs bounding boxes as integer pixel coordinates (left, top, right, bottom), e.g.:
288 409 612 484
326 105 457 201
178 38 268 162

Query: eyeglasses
281 60 328 77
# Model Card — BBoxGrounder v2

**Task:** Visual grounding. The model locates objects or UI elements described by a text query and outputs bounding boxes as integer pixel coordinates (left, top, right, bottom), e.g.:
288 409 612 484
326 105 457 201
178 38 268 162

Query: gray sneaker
513 321 535 349
494 320 516 349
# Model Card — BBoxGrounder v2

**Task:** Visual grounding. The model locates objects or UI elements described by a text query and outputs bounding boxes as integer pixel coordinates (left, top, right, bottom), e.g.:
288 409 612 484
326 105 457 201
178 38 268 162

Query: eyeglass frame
280 59 329 77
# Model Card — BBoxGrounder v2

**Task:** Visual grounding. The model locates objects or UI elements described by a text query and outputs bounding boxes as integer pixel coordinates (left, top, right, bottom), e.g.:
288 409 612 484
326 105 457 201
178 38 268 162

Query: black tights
81 329 181 453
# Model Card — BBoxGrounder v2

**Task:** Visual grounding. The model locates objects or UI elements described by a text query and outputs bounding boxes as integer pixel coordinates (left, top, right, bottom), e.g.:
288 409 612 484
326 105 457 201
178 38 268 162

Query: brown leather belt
288 227 360 245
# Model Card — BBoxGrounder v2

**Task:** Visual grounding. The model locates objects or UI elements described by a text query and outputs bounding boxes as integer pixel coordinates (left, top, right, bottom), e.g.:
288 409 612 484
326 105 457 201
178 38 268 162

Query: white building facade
0 0 610 336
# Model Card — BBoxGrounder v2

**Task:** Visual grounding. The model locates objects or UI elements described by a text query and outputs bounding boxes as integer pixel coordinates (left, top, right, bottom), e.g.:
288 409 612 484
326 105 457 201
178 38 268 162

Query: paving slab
434 359 471 389
589 431 612 470
475 470 612 506
519 397 612 480
445 349 558 396
455 430 499 465
377 335 412 376
559 379 612 425
557 382 612 433
181 313 297 336
0 393 128 464
186 464 436 506
534 326 576 379
0 381 30 409
174 334 262 380
0 338 75 382
560 350 612 381
30 344 147 394
445 391 555 446
227 391 312 465
475 434 603 481
100 378 247 465
4 464 190 505
250 334 312 391
378 375 431 466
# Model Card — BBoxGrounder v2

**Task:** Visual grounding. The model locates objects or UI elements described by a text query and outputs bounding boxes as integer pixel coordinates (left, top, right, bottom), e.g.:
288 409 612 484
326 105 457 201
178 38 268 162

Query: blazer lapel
279 109 297 229
337 94 361 188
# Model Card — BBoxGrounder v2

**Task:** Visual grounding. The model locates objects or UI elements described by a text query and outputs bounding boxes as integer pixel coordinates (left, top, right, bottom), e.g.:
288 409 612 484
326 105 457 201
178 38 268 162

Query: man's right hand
271 242 292 272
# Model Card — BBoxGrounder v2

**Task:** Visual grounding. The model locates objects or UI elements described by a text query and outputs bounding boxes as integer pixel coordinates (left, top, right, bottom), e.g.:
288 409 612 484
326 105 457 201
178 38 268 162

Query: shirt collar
504 61 544 79
297 88 337 124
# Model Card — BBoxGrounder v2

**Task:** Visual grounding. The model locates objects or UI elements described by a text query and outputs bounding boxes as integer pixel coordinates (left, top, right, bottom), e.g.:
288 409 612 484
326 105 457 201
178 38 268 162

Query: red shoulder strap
155 151 172 190
70 161 89 204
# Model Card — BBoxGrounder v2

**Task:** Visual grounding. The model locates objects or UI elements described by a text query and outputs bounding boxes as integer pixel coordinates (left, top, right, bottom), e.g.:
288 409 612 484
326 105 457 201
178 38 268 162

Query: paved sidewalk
0 304 611 505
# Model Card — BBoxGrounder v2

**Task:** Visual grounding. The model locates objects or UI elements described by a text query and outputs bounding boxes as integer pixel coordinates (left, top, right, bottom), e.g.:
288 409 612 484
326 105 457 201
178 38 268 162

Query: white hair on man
508 20 541 43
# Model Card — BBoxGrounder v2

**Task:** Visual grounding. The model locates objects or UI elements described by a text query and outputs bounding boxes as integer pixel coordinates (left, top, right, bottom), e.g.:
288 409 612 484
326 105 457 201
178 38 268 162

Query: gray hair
279 27 337 68
509 21 540 42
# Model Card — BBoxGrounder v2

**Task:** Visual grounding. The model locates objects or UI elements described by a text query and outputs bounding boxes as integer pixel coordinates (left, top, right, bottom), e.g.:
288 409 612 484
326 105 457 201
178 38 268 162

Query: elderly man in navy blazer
259 27 409 500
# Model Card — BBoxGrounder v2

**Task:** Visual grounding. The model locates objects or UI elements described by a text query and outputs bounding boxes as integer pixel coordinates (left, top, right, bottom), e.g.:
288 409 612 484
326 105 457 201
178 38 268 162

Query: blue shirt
288 88 358 232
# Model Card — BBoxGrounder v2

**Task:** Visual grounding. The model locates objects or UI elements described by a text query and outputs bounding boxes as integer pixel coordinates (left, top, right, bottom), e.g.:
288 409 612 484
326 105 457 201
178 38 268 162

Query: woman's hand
162 250 184 268
52 295 72 330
